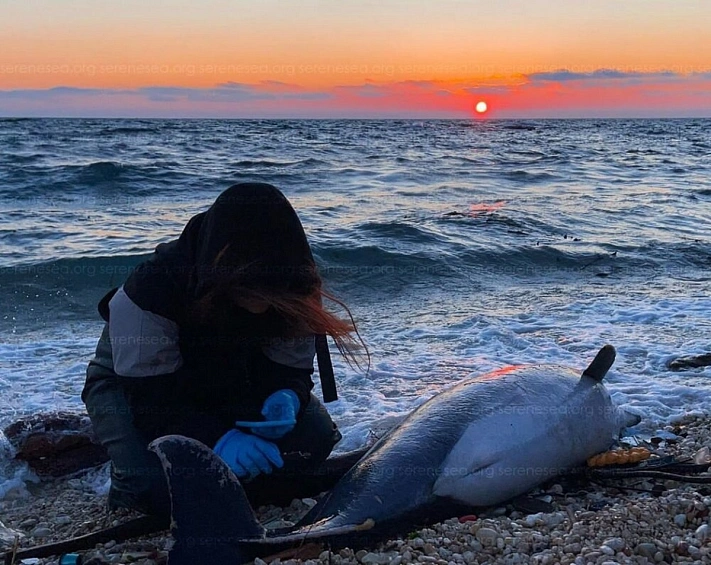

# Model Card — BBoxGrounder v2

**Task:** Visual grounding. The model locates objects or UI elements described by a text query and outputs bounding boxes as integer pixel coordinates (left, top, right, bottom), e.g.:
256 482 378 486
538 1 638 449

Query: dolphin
149 344 639 564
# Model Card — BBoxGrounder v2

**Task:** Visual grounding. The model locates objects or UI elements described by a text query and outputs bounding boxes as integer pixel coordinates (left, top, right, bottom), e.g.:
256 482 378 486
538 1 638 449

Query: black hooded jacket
96 183 320 446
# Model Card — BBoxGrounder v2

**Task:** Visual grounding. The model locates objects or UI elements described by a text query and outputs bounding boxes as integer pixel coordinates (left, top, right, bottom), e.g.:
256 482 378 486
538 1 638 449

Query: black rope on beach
555 457 711 500
585 481 659 495
1 514 168 565
585 459 711 484
590 469 711 484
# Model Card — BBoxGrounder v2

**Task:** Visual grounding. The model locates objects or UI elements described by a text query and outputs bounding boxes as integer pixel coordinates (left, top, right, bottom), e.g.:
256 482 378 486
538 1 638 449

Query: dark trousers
82 325 342 518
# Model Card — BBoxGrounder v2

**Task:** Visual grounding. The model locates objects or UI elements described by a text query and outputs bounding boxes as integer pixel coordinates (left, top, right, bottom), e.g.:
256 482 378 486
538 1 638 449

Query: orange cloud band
1 70 709 118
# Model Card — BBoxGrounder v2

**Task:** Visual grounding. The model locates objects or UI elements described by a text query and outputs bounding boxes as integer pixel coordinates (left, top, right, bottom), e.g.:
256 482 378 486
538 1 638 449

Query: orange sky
1 1 710 117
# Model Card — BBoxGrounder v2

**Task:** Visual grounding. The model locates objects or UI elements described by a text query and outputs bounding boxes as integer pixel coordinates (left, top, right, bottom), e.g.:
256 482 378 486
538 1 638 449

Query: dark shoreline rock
2 411 108 477
669 353 711 371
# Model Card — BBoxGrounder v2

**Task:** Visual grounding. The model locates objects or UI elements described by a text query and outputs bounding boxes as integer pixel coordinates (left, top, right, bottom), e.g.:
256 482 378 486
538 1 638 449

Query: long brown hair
194 241 369 370
227 283 369 372
190 277 369 372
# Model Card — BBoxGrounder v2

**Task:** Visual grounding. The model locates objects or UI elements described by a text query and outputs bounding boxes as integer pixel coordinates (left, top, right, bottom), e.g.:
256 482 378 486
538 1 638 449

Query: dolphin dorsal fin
582 345 616 381
149 435 264 564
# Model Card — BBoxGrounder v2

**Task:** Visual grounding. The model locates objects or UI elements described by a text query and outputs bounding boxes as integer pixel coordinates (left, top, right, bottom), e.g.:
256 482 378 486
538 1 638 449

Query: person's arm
108 286 229 445
116 371 231 445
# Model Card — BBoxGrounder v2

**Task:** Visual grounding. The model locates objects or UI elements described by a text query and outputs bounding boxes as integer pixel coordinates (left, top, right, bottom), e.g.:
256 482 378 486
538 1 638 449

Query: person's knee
109 454 170 517
83 372 170 517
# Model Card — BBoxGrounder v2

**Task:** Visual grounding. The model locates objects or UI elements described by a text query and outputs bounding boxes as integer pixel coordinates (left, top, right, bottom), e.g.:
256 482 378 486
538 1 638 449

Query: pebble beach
2 416 710 565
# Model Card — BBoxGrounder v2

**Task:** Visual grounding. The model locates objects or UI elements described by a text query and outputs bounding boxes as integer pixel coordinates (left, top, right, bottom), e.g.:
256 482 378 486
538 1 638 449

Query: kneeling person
82 183 362 518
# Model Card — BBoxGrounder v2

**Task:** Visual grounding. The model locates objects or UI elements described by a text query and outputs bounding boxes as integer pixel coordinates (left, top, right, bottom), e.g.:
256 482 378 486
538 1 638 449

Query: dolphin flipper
149 435 265 565
582 345 616 382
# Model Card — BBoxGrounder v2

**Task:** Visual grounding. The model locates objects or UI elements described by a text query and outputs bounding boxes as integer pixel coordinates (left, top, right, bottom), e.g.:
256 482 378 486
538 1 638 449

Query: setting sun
475 101 488 114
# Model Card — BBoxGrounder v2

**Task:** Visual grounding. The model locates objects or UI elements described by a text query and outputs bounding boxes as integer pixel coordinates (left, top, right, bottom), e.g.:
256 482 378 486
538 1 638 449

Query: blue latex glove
251 389 300 440
213 428 284 479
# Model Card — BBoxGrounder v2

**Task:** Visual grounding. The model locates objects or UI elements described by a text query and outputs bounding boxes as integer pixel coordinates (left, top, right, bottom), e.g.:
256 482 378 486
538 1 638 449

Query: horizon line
2 114 711 120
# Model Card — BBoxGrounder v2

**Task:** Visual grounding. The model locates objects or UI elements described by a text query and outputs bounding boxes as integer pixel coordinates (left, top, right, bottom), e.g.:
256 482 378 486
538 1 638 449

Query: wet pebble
602 537 625 552
636 542 657 557
29 526 52 538
19 518 38 529
475 526 498 547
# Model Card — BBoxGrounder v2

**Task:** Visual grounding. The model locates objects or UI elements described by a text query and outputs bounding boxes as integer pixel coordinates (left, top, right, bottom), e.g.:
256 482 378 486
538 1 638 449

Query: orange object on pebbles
587 447 651 467
458 514 478 523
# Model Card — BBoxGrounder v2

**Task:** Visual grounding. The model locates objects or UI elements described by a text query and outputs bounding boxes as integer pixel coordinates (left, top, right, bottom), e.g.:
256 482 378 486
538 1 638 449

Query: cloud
334 84 388 98
464 86 512 96
0 69 710 117
0 86 107 99
134 83 331 102
0 81 337 117
530 69 684 83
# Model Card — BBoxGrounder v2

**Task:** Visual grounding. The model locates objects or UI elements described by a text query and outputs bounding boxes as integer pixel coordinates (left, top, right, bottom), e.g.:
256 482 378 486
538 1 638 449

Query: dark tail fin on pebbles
149 435 265 565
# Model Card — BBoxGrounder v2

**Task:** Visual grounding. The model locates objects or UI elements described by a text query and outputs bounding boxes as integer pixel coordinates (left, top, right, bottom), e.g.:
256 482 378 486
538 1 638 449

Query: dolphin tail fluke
149 435 265 565
582 344 616 382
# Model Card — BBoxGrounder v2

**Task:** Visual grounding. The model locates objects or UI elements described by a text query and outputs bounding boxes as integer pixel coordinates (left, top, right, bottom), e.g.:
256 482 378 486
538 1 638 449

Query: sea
0 118 709 497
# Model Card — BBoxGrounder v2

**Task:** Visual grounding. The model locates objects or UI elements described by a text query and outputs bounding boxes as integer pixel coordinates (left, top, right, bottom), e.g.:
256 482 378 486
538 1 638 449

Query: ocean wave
605 240 711 270
501 170 560 183
78 161 125 181
313 243 460 283
0 245 460 302
357 221 445 243
232 158 327 168
502 123 538 131
0 254 153 331
0 254 151 292
455 244 615 273
0 153 42 164
99 126 158 135
438 155 490 166
1 160 191 197
507 149 549 159
309 239 674 288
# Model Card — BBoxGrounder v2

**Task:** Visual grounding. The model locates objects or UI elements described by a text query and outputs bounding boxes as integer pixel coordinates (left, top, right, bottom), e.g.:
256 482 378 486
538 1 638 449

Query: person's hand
252 389 300 439
213 428 284 479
